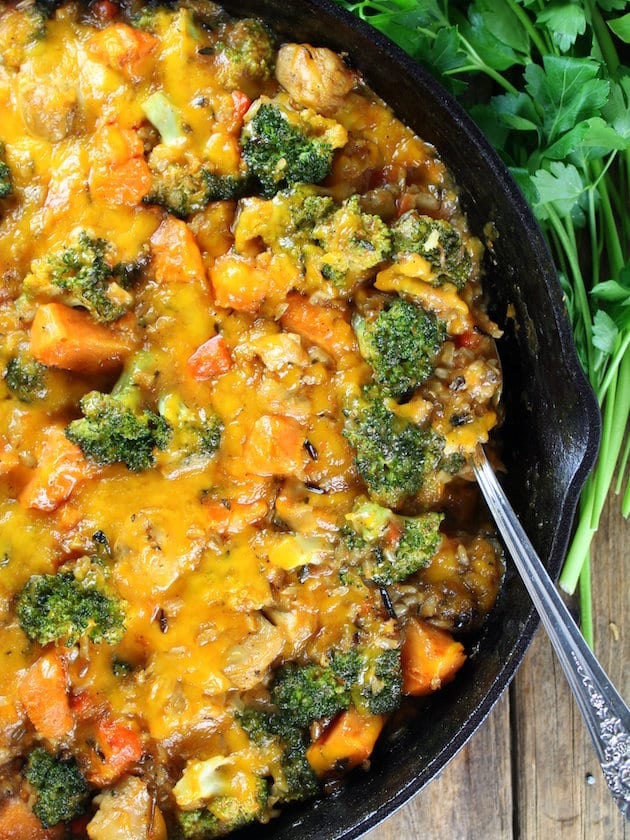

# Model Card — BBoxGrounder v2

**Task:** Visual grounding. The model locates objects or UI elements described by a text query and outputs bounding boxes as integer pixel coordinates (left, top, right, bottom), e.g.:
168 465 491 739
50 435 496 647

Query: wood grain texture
366 691 513 839
367 493 628 839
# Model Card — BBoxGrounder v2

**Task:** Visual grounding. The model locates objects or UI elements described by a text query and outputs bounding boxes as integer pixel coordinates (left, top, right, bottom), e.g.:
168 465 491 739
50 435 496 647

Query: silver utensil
471 445 630 818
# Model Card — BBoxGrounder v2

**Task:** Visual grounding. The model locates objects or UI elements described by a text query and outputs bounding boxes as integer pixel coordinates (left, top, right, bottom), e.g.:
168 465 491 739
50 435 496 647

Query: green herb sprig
334 0 630 645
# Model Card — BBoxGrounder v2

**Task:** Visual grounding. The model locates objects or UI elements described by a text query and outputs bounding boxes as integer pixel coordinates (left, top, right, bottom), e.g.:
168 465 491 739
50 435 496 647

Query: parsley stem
452 33 519 94
501 0 549 58
590 157 624 278
579 556 594 648
590 352 630 528
597 332 630 403
586 177 600 289
559 480 596 593
444 62 517 94
584 0 620 77
616 432 630 499
545 206 594 377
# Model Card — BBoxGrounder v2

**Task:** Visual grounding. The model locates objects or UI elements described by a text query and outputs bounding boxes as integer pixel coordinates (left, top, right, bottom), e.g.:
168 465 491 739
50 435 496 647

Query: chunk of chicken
275 43 356 116
87 776 167 840
17 75 77 142
223 613 284 689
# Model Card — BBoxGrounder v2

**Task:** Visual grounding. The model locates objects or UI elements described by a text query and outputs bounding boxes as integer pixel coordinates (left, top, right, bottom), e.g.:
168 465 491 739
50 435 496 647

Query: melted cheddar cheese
0 3 503 837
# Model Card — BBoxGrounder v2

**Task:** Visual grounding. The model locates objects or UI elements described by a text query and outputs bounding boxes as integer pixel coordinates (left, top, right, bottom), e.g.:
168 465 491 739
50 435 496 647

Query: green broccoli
310 195 392 291
241 103 334 197
145 159 250 218
213 18 276 90
354 297 446 400
133 1 224 34
66 391 171 471
178 809 223 839
142 92 250 216
235 187 388 293
345 500 444 585
65 352 172 471
25 748 90 829
4 354 48 402
158 393 222 462
174 756 269 838
17 570 125 647
279 729 320 803
238 708 320 804
332 647 402 715
24 232 133 323
391 210 472 289
235 184 335 260
270 662 351 728
142 91 187 145
177 781 268 839
0 142 13 200
343 387 444 509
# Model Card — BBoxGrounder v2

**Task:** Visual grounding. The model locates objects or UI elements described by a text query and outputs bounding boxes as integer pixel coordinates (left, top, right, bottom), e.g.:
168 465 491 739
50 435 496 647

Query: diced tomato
232 90 252 122
456 330 482 350
187 334 232 381
86 718 143 785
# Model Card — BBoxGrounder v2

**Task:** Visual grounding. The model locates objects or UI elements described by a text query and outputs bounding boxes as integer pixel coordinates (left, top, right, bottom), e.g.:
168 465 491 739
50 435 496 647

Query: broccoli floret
25 748 90 828
345 500 443 584
17 570 125 647
202 172 251 202
343 387 444 509
145 160 250 218
145 163 211 218
142 91 186 145
142 94 251 216
4 354 47 402
241 103 334 197
355 297 446 400
158 393 222 462
279 728 320 803
234 187 388 293
270 662 350 728
66 390 171 471
0 142 13 200
238 708 320 804
178 809 222 839
65 355 171 471
214 18 275 90
391 210 472 289
332 647 402 715
310 195 392 291
293 191 336 230
393 512 444 579
174 756 269 838
27 231 132 323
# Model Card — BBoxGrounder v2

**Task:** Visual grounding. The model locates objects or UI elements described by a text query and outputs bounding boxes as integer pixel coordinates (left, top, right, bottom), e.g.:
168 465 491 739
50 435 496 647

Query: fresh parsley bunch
334 0 630 643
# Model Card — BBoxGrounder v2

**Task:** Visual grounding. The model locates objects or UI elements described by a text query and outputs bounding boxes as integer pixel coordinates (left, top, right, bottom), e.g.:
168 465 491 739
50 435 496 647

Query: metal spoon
471 445 630 818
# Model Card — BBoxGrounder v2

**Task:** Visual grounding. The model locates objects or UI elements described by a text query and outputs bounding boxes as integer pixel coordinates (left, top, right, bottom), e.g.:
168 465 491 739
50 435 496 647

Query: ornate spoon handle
472 446 630 818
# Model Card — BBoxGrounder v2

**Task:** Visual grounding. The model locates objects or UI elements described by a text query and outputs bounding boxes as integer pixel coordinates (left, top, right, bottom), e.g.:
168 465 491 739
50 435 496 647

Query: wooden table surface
367 492 629 839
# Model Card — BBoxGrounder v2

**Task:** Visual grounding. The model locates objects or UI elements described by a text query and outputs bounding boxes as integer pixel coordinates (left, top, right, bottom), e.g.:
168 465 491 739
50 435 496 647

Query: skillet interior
192 1 601 836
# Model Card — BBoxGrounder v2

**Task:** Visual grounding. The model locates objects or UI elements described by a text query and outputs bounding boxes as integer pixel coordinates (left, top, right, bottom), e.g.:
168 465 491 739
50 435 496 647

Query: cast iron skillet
212 1 602 836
